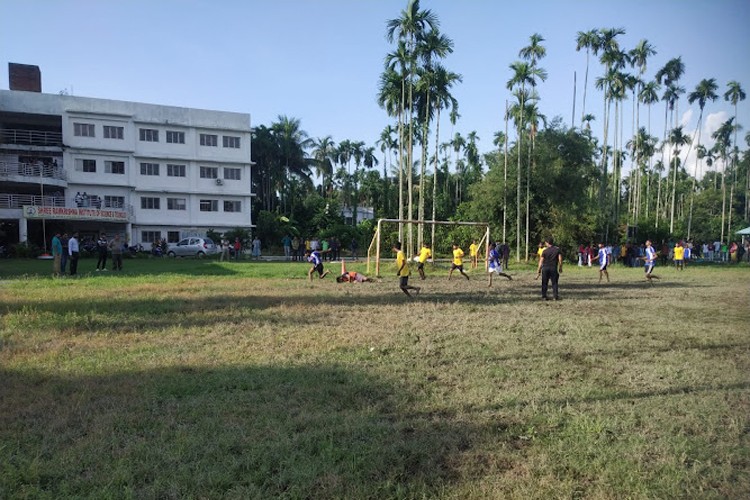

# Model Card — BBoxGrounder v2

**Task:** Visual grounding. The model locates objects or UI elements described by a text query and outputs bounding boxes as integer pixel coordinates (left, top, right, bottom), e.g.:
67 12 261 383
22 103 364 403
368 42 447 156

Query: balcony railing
0 161 67 181
0 129 63 147
0 193 132 215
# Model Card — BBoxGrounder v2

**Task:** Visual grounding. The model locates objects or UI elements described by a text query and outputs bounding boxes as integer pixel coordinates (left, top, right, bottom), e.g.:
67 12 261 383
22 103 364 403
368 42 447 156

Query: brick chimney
9 63 42 92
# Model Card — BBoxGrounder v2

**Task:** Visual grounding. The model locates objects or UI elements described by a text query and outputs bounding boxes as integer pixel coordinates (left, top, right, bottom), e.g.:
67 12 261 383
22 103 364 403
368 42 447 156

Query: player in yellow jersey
673 241 685 270
416 243 432 280
449 243 470 280
393 242 420 297
469 240 479 269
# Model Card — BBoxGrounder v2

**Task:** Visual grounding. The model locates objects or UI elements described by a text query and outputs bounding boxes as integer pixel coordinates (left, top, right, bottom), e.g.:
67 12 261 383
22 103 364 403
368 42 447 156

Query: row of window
74 159 241 180
140 197 242 213
73 122 241 148
142 230 180 244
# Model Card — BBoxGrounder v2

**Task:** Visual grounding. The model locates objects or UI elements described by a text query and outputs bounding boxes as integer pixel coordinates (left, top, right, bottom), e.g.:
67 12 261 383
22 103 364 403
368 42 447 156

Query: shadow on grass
0 364 496 498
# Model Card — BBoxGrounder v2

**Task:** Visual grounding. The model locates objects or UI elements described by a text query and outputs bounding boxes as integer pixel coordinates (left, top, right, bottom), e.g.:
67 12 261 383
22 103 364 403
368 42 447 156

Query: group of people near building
73 192 106 209
50 231 127 276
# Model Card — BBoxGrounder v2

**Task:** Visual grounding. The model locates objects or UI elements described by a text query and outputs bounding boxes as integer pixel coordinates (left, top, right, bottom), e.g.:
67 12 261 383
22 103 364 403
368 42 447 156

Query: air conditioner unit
215 178 224 185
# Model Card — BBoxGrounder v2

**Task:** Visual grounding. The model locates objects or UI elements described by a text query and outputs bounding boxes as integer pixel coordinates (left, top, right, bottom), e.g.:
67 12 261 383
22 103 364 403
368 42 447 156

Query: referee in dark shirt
536 237 563 300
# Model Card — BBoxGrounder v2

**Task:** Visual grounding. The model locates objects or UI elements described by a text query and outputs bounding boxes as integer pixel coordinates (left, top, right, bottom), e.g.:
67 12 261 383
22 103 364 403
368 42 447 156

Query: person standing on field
590 242 610 283
95 233 108 271
109 234 124 271
393 241 420 298
469 239 479 269
643 239 660 283
68 231 80 276
51 231 63 276
673 241 685 270
536 237 563 301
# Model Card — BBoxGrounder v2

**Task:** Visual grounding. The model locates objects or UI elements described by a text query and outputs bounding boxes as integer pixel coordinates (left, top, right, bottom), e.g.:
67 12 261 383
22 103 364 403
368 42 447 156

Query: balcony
0 161 67 181
0 193 133 216
0 128 63 147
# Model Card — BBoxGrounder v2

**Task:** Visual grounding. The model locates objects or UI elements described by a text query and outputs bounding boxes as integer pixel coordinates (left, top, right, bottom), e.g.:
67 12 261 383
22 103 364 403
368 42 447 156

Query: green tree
575 29 600 127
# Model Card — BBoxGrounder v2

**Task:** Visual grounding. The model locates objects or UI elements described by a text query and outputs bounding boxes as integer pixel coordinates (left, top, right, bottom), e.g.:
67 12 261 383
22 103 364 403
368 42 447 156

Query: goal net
366 218 490 276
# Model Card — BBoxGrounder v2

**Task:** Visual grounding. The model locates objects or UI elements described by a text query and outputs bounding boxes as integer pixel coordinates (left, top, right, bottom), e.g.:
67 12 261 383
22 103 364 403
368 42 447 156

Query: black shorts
451 263 463 271
417 262 425 270
399 276 409 287
313 263 324 276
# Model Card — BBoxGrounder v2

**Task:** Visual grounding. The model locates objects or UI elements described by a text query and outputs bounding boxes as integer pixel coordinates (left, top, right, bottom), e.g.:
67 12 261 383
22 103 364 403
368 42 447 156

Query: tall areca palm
377 125 397 213
712 118 734 243
723 81 746 220
507 61 547 260
667 126 691 232
386 0 437 255
628 40 656 221
639 80 660 217
686 78 719 238
655 57 685 225
271 115 313 213
575 29 600 127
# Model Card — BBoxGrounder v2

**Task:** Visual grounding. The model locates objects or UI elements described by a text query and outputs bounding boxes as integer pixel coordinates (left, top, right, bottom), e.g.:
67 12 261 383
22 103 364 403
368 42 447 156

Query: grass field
1 256 748 499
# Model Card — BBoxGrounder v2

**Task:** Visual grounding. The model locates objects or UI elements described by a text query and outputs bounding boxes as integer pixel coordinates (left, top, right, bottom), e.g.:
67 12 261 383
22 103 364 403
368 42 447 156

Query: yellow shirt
469 243 478 257
452 248 464 266
418 246 432 263
537 247 544 259
396 250 410 276
674 245 685 260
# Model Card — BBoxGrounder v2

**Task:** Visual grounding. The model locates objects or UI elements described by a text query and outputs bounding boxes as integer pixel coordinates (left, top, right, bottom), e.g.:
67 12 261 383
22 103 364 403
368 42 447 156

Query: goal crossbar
367 218 490 276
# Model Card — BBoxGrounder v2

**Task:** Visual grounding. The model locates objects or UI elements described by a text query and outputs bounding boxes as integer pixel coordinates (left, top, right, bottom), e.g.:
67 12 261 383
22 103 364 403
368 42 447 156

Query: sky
2 0 749 178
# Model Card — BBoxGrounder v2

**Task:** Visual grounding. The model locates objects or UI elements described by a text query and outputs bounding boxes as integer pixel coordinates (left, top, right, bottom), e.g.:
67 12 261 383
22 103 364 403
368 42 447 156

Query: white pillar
19 217 28 243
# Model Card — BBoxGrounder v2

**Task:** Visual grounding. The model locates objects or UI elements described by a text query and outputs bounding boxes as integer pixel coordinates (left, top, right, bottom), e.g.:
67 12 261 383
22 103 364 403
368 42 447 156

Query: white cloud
680 108 694 128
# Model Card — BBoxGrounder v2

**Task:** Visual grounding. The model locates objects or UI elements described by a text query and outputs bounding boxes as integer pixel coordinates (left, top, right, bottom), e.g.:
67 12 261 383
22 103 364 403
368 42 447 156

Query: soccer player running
416 242 432 280
448 243 470 280
590 242 610 283
643 239 660 283
487 242 512 287
535 237 563 301
305 248 330 282
393 242 420 298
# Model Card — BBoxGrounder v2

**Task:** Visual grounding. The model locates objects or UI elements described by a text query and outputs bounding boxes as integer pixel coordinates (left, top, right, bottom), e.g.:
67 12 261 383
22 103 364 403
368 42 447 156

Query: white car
167 237 219 258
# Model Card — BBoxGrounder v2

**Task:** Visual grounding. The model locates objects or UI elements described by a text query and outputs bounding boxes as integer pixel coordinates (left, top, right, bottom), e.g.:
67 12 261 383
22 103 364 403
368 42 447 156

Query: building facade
0 88 254 250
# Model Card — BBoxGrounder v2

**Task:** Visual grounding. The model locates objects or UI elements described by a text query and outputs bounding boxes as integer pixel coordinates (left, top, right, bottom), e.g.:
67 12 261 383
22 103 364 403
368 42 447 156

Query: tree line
250 0 748 261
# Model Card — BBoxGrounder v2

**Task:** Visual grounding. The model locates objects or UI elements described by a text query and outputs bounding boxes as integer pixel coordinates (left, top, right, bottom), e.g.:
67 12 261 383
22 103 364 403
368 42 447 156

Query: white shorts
488 265 504 274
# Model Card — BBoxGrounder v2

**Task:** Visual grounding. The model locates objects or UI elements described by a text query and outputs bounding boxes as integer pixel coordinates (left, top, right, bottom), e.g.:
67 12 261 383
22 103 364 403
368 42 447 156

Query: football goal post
367 218 490 276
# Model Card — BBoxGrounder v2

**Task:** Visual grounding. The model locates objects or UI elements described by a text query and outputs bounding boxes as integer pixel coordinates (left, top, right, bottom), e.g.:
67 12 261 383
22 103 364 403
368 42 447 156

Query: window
224 200 241 212
140 197 160 209
105 161 125 174
140 162 160 176
76 159 96 172
200 166 218 179
74 122 95 137
103 126 124 139
104 195 125 208
224 167 241 180
166 131 185 144
167 231 180 243
139 128 159 142
141 231 161 243
167 164 186 177
200 133 218 146
223 136 240 148
167 198 187 211
199 199 218 212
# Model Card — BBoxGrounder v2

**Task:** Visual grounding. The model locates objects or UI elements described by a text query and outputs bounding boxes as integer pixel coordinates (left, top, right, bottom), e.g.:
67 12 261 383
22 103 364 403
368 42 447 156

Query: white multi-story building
0 75 253 250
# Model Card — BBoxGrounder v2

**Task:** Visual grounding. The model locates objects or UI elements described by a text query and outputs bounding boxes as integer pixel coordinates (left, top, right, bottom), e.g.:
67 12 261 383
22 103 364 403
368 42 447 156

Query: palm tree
667 126 691 232
451 132 465 204
712 118 734 243
628 40 656 221
576 29 600 126
686 78 719 239
654 57 685 224
723 81 746 220
310 136 336 198
271 115 314 213
639 80 660 218
377 125 397 213
507 61 547 260
378 60 407 236
386 0 437 255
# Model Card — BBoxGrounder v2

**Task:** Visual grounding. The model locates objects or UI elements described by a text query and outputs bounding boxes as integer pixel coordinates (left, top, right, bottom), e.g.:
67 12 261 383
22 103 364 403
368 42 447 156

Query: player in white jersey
590 242 610 283
487 242 512 286
642 240 660 283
